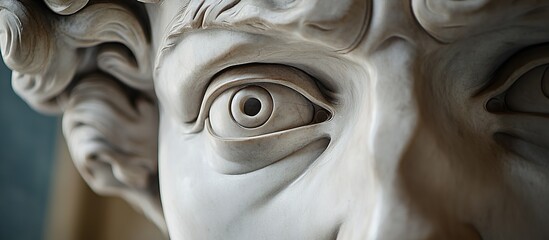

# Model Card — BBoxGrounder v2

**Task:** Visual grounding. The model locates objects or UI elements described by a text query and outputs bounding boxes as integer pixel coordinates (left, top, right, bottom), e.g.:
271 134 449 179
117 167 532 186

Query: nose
361 38 429 239
352 37 482 239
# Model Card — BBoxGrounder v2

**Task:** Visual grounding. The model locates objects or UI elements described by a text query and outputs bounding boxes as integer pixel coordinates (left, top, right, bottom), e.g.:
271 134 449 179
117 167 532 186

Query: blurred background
0 59 166 240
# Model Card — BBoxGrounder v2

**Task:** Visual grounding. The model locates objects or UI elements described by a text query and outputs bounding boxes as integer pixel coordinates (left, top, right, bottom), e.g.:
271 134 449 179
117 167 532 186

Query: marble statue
1 0 549 239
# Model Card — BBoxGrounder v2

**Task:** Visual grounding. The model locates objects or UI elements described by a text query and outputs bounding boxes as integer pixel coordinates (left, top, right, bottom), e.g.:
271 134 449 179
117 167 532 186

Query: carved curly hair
0 0 165 230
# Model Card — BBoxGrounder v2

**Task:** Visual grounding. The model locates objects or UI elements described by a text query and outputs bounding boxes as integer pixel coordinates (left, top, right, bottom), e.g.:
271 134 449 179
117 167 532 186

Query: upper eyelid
179 64 335 134
477 44 549 98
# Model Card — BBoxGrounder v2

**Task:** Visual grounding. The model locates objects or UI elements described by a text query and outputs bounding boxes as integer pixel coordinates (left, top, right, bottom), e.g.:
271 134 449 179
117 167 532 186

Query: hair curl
0 0 165 231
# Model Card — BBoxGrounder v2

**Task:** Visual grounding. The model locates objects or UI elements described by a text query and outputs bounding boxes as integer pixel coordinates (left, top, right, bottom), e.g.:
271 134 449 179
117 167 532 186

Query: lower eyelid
204 118 331 175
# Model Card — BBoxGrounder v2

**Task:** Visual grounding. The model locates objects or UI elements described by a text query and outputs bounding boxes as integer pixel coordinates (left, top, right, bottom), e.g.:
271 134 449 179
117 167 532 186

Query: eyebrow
154 0 371 74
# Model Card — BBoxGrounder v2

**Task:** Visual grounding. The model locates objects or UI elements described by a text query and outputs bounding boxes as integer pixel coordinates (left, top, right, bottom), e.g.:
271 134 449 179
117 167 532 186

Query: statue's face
3 0 548 239
151 0 549 239
5 0 549 239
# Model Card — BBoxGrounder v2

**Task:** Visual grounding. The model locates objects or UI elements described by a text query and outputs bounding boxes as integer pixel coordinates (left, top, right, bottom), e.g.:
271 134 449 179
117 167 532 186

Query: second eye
209 83 330 138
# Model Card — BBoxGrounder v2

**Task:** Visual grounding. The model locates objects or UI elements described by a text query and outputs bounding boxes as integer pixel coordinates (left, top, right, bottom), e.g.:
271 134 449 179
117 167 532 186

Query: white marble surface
2 0 549 239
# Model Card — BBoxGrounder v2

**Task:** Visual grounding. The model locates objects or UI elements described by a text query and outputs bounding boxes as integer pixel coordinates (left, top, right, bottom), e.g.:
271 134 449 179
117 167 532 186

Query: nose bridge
358 0 423 183
368 39 419 184
361 38 428 239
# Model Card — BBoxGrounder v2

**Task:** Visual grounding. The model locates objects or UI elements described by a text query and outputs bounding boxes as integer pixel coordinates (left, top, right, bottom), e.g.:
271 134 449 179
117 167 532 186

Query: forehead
153 0 370 55
152 0 549 61
412 0 549 43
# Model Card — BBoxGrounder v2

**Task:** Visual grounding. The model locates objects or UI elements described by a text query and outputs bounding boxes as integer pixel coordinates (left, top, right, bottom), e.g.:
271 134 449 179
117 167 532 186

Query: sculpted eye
484 45 549 167
499 64 549 113
209 82 328 138
486 64 549 114
200 64 334 174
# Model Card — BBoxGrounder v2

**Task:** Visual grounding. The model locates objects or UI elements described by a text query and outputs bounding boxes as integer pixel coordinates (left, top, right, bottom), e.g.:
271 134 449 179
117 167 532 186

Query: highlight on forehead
43 0 160 15
155 0 371 70
412 0 549 43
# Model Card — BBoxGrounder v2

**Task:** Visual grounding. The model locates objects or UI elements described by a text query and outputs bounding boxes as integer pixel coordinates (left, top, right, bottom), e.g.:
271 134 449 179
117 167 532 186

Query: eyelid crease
179 64 335 134
204 118 332 175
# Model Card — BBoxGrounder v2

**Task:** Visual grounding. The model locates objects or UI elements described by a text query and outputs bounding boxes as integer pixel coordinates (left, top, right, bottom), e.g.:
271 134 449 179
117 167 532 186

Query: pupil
243 98 261 116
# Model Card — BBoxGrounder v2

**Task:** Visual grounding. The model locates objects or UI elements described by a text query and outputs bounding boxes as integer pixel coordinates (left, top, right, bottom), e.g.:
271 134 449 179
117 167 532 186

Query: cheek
157 113 371 239
505 160 549 223
158 120 207 239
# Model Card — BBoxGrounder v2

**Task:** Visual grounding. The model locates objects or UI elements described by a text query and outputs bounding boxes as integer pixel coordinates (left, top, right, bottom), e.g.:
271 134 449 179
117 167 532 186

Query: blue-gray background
0 60 57 239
